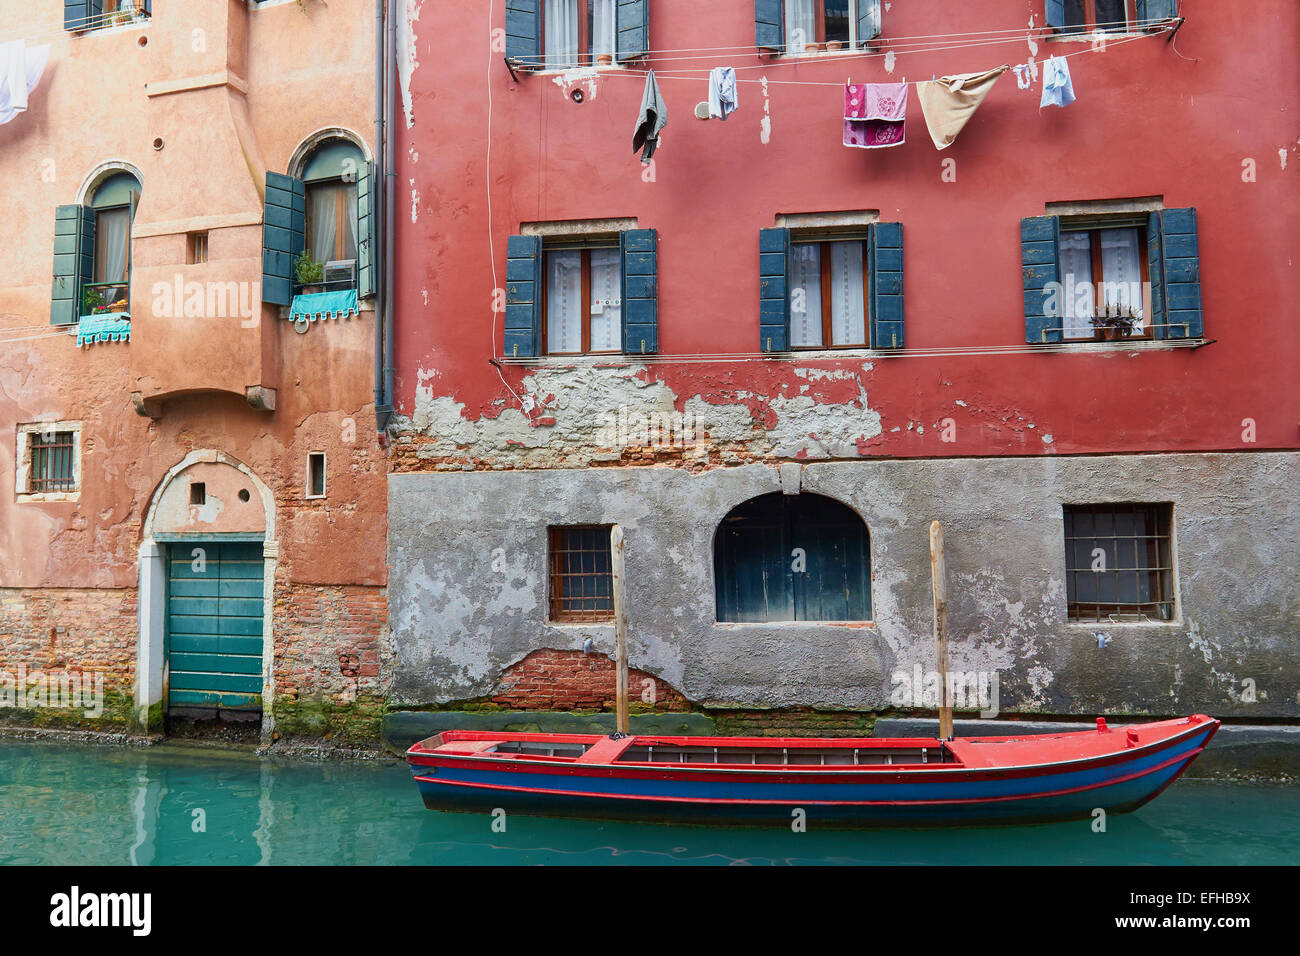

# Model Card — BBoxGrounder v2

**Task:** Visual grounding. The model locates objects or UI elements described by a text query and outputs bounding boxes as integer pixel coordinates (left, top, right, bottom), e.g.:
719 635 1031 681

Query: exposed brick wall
271 584 391 737
0 588 138 725
492 648 690 712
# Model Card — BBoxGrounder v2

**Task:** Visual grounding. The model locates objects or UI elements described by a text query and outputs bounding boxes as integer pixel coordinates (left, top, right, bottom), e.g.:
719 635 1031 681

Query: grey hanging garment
632 69 667 163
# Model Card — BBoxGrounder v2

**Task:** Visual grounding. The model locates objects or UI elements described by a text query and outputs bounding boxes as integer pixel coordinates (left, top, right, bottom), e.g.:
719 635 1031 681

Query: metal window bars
548 525 615 622
29 432 76 493
1064 503 1174 622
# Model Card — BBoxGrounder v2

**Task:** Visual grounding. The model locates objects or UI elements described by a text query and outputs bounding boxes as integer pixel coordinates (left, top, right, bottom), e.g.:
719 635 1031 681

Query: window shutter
620 228 658 355
1137 0 1179 24
869 221 904 349
262 172 305 306
1147 210 1165 338
505 0 542 66
1022 215 1063 344
1156 207 1203 339
857 0 882 46
65 1 102 31
616 0 649 62
1044 0 1066 30
357 160 377 298
504 234 542 358
51 204 95 325
755 0 784 52
759 227 790 353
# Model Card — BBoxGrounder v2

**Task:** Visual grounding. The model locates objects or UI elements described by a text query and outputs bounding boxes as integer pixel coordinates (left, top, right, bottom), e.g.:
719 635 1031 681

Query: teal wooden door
166 541 265 711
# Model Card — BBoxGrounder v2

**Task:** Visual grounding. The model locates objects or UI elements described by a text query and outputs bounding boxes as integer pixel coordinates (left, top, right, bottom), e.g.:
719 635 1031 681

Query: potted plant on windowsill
295 251 325 295
82 287 109 317
1090 306 1140 341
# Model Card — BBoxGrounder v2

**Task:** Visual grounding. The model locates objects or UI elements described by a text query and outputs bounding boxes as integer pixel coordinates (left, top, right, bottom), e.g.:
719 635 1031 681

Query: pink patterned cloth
843 81 907 148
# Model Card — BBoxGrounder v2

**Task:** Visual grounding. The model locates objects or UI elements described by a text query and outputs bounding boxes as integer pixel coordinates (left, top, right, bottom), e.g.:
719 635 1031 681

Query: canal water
2 740 1296 865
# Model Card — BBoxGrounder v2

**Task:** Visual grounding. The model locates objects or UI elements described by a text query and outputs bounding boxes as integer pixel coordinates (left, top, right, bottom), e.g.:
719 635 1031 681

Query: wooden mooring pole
611 524 630 735
930 520 953 739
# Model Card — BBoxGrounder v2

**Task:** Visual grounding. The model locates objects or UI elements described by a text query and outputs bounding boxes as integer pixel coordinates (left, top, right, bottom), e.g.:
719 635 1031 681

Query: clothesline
590 30 1159 88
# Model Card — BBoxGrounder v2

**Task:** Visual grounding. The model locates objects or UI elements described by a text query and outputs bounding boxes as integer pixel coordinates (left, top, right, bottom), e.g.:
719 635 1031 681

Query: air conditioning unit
324 259 357 286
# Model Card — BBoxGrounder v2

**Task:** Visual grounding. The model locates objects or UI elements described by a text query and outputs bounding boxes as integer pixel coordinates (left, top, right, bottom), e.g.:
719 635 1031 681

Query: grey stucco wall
387 452 1299 717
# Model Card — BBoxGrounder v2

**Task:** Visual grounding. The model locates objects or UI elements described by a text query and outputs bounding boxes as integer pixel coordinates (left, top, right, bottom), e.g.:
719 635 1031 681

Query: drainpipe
373 0 388 433
380 0 397 432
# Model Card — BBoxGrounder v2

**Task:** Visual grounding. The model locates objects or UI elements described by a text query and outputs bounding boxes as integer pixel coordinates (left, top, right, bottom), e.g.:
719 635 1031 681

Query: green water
1 740 1296 865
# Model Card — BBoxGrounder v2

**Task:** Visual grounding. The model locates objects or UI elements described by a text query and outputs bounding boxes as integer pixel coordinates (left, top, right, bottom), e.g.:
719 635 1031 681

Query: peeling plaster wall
389 452 1300 718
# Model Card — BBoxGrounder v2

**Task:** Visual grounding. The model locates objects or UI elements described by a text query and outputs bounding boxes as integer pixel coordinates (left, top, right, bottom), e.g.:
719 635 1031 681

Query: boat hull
407 717 1218 828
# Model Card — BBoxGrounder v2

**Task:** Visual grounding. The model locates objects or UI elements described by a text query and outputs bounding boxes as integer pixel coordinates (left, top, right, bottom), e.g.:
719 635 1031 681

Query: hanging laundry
708 67 738 121
633 69 668 163
0 41 51 126
1040 55 1076 109
843 82 907 149
916 65 1009 151
1013 64 1032 91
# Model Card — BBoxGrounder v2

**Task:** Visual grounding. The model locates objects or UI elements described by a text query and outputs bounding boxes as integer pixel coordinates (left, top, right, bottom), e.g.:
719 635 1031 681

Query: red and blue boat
406 714 1218 827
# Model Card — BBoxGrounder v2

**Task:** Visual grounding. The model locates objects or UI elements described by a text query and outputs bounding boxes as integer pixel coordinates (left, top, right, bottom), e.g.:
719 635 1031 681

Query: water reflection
0 741 1295 866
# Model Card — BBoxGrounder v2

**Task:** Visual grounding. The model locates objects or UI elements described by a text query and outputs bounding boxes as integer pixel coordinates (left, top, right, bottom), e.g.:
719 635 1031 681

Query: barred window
1064 503 1174 622
548 525 614 622
29 431 77 493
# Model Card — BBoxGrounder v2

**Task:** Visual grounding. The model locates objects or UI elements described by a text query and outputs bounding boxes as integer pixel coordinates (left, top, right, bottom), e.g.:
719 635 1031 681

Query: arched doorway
136 452 277 735
714 492 872 623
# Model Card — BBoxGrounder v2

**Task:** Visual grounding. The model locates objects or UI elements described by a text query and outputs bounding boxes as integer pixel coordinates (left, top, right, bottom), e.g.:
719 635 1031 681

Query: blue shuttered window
616 0 650 61
869 221 904 349
356 160 377 299
504 230 659 357
756 0 882 51
1025 209 1203 343
505 0 542 65
1153 207 1202 339
760 223 904 352
758 227 790 352
620 228 658 354
262 172 305 306
1044 0 1066 30
50 205 95 325
1022 215 1063 344
504 235 543 357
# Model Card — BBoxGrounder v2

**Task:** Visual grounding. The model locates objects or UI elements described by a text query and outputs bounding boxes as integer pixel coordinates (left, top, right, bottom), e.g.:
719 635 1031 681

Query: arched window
714 492 871 623
301 139 365 291
86 171 141 314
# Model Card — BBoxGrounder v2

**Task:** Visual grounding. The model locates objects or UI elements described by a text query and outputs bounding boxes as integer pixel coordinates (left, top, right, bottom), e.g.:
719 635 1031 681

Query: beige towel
916 65 1009 151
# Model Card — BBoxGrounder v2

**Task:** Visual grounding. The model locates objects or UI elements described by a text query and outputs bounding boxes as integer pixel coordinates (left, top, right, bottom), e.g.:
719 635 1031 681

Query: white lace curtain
790 241 866 347
546 0 616 66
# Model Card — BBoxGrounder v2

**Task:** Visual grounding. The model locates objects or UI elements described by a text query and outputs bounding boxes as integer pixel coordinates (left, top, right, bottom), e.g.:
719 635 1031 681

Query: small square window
307 453 326 498
1064 503 1174 622
28 432 77 493
189 482 206 505
16 423 82 500
187 231 209 264
548 525 614 622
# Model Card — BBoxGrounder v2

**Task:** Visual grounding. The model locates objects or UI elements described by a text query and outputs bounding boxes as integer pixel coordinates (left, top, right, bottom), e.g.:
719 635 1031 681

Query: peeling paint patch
409 179 420 223
883 50 896 73
1281 147 1289 171
550 67 600 101
396 0 421 129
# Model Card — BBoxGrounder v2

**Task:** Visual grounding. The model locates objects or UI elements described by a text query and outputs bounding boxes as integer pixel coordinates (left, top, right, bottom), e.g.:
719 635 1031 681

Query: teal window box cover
77 312 131 347
289 290 358 323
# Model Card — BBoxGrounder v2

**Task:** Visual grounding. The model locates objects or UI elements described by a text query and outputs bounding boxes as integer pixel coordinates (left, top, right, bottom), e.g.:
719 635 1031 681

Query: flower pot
596 53 613 66
803 42 822 53
303 285 322 295
826 40 843 52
